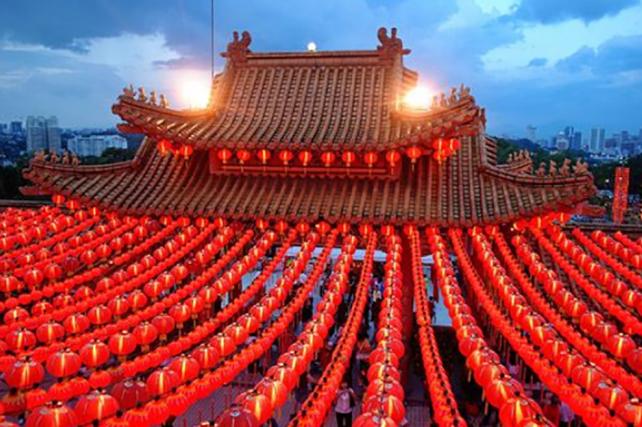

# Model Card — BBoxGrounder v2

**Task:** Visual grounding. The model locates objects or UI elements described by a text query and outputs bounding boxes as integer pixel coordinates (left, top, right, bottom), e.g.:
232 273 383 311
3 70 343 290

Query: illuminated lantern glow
157 139 174 156
52 194 66 205
5 358 45 389
278 149 294 165
146 367 179 396
342 151 356 167
364 151 379 168
108 331 137 359
257 149 271 165
321 151 336 167
80 340 110 368
298 150 312 167
178 144 193 159
74 390 120 424
217 148 233 164
25 402 78 427
405 145 422 163
236 149 251 164
385 150 401 168
46 350 82 378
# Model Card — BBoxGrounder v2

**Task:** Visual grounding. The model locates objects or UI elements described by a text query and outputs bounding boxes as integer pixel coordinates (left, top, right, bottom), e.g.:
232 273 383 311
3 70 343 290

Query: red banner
613 166 629 224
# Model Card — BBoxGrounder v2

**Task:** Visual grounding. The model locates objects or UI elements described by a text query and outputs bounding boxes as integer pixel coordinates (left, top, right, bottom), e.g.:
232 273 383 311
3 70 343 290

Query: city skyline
1 1 642 136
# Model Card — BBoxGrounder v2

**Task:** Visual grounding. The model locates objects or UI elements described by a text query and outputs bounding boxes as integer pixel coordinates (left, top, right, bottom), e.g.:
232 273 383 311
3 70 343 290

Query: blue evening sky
1 0 641 138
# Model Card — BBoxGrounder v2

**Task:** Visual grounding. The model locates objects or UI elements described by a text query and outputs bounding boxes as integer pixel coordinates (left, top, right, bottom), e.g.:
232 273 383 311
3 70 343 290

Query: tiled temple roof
23 135 596 226
111 28 484 153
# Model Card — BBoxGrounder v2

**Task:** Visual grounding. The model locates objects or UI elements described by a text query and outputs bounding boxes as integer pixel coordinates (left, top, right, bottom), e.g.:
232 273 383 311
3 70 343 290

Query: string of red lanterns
613 231 642 257
354 233 407 426
533 227 642 335
572 227 642 290
493 230 642 393
425 228 549 426
217 234 358 425
453 228 630 426
1 223 217 358
292 232 377 426
590 230 642 270
406 226 465 426
551 228 642 319
111 229 335 425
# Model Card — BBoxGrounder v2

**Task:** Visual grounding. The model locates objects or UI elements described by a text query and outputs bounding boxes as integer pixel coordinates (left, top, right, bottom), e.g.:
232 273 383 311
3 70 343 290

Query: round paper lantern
218 148 233 164
499 397 540 427
147 367 179 396
298 150 312 167
108 331 137 358
213 404 259 427
80 340 110 368
169 355 201 383
46 349 81 378
278 150 294 165
5 358 44 389
191 344 220 370
385 150 401 167
256 377 288 408
36 321 65 344
26 402 77 427
236 391 273 425
236 149 251 164
110 379 150 410
74 390 120 424
6 328 36 352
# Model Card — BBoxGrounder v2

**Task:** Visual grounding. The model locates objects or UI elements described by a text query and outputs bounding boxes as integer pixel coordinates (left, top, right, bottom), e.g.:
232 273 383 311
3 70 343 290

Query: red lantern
6 328 36 352
25 402 78 427
133 322 159 349
191 344 220 370
321 151 336 167
146 367 179 396
213 404 259 427
217 148 233 164
342 151 356 167
80 340 110 368
364 151 379 168
157 139 174 156
236 149 251 164
74 390 120 424
236 391 273 425
5 358 44 389
278 150 294 165
169 355 201 383
46 350 81 378
178 144 193 159
36 321 65 344
111 379 150 410
257 149 271 165
405 145 422 163
256 377 288 408
385 150 401 168
108 331 137 359
298 150 312 167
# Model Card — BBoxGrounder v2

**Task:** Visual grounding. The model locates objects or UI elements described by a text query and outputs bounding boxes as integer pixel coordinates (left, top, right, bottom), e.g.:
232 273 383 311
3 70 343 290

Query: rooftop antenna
210 0 215 77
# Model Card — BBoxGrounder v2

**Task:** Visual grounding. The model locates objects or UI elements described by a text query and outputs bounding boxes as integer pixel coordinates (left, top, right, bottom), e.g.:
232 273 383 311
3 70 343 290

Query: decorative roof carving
223 31 252 63
376 27 410 60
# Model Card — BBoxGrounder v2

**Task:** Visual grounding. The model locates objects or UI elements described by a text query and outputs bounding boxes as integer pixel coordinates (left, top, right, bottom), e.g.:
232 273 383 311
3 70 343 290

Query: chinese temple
0 28 640 427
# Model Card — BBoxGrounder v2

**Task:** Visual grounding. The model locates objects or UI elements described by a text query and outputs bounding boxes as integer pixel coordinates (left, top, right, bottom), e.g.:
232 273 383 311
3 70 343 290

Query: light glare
178 73 211 109
403 86 434 110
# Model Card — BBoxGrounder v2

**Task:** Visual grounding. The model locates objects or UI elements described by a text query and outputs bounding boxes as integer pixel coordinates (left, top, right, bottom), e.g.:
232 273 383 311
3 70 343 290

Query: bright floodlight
178 74 211 109
307 42 317 52
403 86 433 110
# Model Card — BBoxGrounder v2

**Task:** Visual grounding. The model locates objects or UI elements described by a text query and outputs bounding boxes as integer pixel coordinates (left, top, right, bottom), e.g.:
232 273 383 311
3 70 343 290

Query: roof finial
376 27 410 60
224 30 252 63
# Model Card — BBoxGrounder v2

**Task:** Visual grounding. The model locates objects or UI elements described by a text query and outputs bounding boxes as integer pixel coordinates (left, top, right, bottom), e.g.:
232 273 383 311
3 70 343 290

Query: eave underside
23 137 596 226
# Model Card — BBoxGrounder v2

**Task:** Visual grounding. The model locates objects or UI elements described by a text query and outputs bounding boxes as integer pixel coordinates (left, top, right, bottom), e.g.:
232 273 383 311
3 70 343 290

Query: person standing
335 381 356 427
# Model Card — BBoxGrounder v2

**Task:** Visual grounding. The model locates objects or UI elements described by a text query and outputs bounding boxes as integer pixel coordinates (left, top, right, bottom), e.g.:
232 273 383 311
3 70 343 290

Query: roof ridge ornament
224 31 252 63
376 27 410 60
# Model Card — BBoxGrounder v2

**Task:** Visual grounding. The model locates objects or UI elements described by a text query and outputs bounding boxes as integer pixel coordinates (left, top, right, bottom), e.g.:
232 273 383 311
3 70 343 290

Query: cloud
483 2 642 72
512 0 639 23
528 57 547 67
556 35 642 78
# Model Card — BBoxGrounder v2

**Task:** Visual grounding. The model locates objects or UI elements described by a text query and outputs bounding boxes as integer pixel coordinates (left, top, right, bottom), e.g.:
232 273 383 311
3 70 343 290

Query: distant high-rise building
590 128 605 153
564 126 574 140
26 116 62 153
26 116 47 152
67 135 128 157
0 123 7 134
526 125 536 142
571 131 582 150
46 116 62 153
555 132 569 151
10 121 23 134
